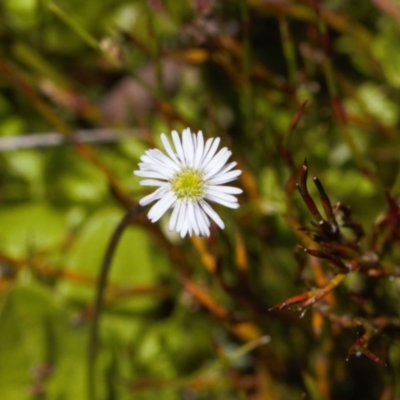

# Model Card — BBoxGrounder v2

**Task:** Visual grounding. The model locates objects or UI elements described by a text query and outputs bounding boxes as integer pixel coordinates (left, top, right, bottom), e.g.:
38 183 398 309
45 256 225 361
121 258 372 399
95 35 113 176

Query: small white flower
134 128 243 238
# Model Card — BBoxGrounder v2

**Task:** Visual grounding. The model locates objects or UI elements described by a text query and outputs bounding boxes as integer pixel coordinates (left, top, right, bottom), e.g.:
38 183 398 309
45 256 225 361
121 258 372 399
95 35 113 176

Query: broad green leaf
0 283 66 399
44 148 107 205
0 203 65 257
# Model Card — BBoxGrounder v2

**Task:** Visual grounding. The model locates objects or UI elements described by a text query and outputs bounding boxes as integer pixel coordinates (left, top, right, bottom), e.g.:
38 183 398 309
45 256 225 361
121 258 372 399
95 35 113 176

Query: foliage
1 0 400 399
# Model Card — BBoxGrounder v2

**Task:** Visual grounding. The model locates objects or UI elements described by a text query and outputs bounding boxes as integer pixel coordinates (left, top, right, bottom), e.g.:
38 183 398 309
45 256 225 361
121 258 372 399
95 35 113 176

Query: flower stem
87 204 143 400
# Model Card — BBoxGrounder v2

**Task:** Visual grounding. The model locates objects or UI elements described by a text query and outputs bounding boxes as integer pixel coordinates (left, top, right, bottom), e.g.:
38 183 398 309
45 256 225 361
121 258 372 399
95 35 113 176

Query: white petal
139 186 169 206
193 131 205 168
168 200 181 231
176 202 188 233
192 131 197 148
218 161 238 175
193 203 210 236
172 130 186 164
140 154 176 175
139 179 168 187
187 202 200 236
180 222 189 238
200 201 225 229
205 189 239 204
134 170 169 180
148 191 176 222
207 185 243 194
201 138 213 164
182 128 194 166
148 149 180 171
206 193 240 208
161 133 181 165
208 170 242 185
140 154 155 164
179 208 190 237
203 148 231 178
200 137 221 167
133 169 166 179
137 163 174 178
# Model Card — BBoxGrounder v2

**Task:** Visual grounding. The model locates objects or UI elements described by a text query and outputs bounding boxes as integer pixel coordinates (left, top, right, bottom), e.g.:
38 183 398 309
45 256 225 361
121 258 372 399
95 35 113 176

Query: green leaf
0 283 66 399
0 203 65 257
44 148 107 206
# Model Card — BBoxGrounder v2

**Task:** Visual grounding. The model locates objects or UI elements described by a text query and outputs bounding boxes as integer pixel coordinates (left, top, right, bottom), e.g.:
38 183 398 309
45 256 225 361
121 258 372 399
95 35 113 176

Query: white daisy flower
134 128 243 238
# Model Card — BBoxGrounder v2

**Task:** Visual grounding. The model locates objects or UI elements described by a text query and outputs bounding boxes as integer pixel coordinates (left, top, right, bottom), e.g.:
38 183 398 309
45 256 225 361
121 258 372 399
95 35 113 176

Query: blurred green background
1 0 400 399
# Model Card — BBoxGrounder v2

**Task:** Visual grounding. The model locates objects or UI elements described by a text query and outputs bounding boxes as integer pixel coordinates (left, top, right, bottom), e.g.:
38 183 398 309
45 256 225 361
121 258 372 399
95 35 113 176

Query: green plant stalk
313 11 367 171
87 204 143 400
35 0 48 48
146 7 164 101
239 0 254 136
49 3 99 49
316 14 338 99
279 17 297 87
155 45 164 101
49 3 119 67
13 42 71 88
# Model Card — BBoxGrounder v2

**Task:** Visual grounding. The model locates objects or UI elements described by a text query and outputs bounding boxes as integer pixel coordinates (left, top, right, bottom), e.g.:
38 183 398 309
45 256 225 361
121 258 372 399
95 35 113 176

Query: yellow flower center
170 168 205 200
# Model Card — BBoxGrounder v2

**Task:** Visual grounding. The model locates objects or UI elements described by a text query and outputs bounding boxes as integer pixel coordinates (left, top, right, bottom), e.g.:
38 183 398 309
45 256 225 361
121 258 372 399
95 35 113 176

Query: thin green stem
279 17 297 87
146 4 164 101
239 0 254 139
49 3 119 67
311 3 374 179
87 204 143 400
